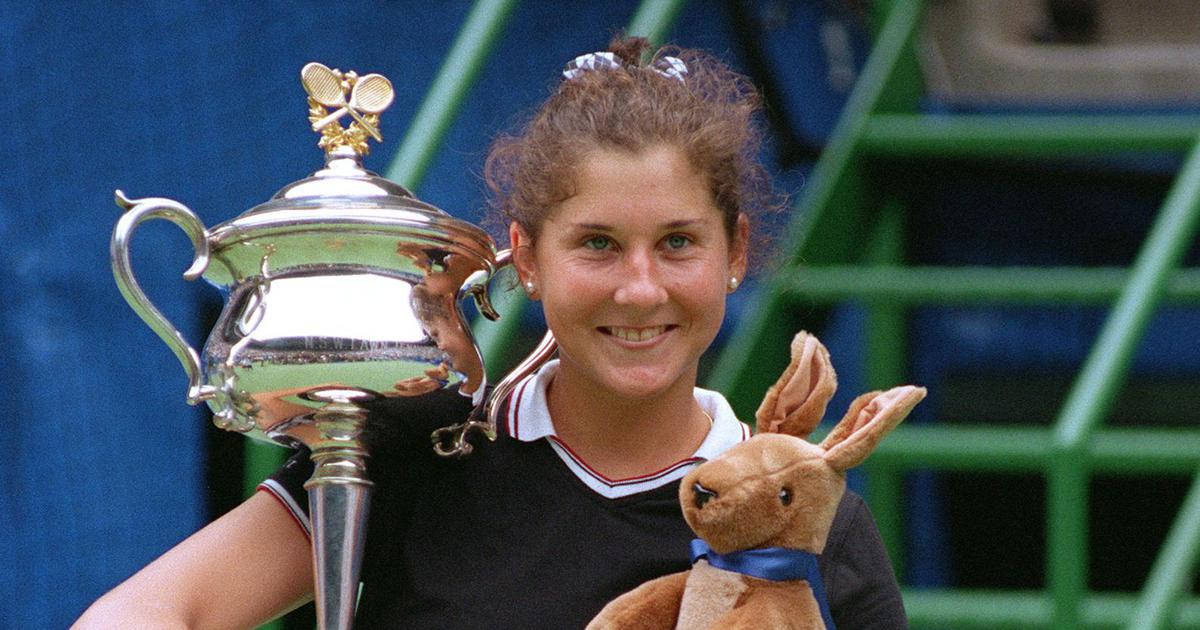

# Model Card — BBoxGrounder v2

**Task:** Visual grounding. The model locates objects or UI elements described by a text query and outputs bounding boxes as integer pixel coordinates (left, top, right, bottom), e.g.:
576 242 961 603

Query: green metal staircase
708 1 1200 627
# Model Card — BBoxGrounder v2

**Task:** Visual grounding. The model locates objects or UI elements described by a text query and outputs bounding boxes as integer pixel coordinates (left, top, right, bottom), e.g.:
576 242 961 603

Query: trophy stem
304 400 374 630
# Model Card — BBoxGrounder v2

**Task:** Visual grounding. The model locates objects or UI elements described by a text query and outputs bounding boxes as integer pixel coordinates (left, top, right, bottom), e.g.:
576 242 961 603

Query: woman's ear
509 221 539 300
728 213 750 284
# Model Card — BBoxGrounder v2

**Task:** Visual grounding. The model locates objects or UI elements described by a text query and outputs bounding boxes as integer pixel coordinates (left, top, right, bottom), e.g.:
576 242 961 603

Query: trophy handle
434 249 557 456
111 189 218 405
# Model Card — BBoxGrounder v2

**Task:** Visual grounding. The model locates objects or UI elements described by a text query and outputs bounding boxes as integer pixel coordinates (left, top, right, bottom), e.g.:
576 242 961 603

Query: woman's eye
584 235 612 251
665 234 691 249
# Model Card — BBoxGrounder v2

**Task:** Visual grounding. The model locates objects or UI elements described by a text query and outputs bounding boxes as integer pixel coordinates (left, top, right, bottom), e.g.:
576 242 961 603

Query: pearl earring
524 281 535 293
728 276 739 291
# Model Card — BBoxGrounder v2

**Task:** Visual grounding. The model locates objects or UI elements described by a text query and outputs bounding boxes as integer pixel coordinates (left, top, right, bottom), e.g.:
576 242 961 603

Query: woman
76 38 904 629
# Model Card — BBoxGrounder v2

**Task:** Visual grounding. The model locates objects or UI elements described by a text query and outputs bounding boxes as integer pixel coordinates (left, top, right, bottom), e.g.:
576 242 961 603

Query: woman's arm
74 491 314 630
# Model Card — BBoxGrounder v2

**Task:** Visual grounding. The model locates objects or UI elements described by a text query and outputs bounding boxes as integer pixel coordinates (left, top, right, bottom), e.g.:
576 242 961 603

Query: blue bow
690 539 836 629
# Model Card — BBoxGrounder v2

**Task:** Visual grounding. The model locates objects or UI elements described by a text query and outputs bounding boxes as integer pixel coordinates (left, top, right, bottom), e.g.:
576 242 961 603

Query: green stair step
902 590 1200 628
867 426 1200 474
771 265 1200 304
860 114 1200 158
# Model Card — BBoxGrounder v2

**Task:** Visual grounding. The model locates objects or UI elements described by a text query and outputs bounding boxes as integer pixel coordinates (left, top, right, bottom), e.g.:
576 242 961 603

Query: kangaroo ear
755 331 837 439
820 386 926 472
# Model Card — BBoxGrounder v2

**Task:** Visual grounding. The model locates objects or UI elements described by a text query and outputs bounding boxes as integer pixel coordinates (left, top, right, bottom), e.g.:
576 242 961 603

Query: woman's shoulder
821 489 909 629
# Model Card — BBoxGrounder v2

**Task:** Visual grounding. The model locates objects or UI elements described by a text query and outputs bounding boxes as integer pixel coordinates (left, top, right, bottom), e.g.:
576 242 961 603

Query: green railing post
863 201 908 572
386 0 520 191
1047 456 1090 628
625 0 687 44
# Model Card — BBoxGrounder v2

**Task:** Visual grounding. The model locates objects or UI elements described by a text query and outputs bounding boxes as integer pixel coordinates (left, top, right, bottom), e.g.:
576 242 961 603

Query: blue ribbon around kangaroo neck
690 538 836 629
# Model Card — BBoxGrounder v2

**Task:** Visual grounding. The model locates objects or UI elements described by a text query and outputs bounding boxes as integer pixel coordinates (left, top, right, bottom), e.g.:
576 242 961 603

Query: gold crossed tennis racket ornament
301 62 395 155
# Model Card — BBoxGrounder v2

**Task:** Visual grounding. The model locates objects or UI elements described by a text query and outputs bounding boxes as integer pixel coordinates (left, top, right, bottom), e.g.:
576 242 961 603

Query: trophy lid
204 63 496 281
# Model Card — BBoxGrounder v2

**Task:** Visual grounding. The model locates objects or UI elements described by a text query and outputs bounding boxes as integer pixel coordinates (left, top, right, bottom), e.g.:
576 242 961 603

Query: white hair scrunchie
561 51 688 83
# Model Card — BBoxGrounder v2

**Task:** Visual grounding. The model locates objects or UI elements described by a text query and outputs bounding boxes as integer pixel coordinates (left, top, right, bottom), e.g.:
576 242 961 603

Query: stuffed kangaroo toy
587 332 925 630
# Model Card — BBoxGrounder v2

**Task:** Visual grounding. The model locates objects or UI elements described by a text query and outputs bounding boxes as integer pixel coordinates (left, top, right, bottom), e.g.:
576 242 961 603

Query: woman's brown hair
484 36 779 249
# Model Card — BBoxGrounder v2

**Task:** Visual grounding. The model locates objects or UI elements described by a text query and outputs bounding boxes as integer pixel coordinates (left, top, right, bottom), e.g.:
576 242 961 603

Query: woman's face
512 144 748 401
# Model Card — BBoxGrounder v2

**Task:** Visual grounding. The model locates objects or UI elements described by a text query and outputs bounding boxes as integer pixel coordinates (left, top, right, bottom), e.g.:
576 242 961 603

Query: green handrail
386 0 520 191
1052 136 1200 451
1128 471 1200 630
1049 136 1200 626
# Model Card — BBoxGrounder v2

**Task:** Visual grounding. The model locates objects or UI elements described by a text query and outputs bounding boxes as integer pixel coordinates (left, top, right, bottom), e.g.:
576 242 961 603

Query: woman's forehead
547 145 720 226
572 143 702 182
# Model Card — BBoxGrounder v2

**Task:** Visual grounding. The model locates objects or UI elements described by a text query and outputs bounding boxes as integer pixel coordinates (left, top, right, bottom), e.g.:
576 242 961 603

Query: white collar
503 360 750 499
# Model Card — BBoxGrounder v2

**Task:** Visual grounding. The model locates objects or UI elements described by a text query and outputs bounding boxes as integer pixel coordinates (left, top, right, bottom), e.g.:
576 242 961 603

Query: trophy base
303 394 374 630
307 480 371 630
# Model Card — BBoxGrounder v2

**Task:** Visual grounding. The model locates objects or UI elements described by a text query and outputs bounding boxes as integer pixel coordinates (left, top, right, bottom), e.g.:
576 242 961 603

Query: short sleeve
819 490 908 629
257 447 315 538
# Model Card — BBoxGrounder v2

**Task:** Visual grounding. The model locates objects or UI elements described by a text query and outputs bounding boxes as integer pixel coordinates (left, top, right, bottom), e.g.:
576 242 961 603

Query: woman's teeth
608 326 666 342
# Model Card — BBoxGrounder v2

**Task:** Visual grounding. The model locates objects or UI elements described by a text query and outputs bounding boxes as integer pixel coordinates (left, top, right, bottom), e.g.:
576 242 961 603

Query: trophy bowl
110 62 555 629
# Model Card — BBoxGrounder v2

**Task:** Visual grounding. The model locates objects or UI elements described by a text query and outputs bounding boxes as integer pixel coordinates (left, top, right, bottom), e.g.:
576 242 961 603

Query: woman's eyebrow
663 219 704 229
568 217 700 226
569 219 706 231
569 222 614 231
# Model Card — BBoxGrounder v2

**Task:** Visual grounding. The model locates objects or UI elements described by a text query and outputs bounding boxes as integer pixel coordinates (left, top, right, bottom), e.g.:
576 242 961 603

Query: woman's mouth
600 325 671 343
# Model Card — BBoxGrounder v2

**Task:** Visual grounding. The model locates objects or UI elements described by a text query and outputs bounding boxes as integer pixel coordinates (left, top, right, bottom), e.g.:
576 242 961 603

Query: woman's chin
596 366 689 401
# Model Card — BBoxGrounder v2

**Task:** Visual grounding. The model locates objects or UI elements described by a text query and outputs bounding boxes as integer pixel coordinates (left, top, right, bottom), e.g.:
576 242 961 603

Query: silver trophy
110 62 555 629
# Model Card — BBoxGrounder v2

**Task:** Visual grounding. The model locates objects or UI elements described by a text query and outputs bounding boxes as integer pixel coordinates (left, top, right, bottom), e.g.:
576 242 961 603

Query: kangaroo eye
779 487 793 506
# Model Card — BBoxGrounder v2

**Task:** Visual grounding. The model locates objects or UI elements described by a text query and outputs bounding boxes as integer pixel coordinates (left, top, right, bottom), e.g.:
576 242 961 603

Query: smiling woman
76 36 905 630
511 144 747 480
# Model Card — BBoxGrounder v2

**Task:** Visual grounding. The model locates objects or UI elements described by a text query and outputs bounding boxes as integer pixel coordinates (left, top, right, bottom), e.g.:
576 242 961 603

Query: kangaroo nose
692 482 718 509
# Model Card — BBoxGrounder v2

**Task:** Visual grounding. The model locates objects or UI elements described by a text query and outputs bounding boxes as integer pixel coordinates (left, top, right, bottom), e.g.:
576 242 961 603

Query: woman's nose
613 251 668 306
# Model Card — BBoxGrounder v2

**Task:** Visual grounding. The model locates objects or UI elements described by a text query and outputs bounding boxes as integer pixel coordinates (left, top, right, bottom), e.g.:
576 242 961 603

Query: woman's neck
545 361 712 480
